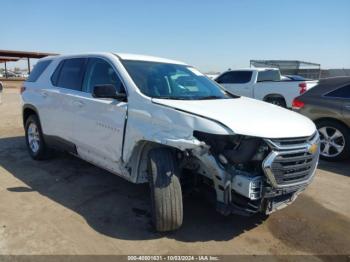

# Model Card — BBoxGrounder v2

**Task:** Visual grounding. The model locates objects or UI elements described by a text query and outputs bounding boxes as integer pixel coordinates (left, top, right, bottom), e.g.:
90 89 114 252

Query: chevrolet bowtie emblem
308 143 318 154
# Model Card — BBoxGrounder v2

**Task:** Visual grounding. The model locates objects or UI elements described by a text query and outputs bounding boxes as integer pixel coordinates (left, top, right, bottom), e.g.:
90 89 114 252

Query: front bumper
212 133 320 216
217 182 308 216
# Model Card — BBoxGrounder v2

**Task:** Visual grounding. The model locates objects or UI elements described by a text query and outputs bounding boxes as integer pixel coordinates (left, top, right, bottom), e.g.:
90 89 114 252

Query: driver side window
83 58 125 94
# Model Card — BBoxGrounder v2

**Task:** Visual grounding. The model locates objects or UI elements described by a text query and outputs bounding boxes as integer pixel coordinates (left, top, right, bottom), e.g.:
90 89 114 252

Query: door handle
41 91 48 98
345 104 350 109
73 100 85 107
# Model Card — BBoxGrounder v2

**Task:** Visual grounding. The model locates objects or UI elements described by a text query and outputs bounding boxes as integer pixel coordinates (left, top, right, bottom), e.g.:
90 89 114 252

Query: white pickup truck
215 68 318 108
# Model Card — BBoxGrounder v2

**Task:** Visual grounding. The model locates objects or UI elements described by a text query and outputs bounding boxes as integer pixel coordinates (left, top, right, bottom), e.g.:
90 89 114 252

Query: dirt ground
0 88 349 257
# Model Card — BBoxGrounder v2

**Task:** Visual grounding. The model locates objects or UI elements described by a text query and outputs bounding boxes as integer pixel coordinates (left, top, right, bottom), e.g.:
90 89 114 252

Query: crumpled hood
152 97 316 139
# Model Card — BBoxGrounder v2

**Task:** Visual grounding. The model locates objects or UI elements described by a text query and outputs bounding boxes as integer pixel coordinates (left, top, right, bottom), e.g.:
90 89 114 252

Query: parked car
293 77 350 161
22 53 320 232
215 68 318 108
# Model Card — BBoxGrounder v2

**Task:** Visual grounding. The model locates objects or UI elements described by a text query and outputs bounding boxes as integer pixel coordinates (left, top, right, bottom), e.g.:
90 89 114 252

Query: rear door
71 57 127 164
339 85 350 123
48 58 88 142
216 71 254 97
24 59 54 135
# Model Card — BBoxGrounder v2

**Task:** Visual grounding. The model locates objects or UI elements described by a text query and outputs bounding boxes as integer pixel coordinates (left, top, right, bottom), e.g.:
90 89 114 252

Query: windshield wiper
198 95 224 100
153 96 189 100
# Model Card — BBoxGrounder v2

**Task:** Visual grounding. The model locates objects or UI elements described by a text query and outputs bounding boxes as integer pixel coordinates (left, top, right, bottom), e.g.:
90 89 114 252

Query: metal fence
250 60 321 79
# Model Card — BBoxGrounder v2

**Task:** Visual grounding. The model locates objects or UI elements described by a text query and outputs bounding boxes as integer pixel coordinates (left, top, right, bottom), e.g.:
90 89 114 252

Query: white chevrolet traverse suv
21 53 320 232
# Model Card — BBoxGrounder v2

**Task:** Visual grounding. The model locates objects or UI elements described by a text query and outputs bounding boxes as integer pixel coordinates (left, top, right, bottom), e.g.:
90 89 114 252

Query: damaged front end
188 131 320 216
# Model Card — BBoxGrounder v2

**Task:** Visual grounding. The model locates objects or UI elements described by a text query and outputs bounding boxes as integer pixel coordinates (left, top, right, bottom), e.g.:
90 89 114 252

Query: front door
71 57 127 164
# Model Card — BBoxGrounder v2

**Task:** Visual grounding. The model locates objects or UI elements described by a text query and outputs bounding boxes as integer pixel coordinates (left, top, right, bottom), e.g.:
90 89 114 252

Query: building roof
0 50 59 59
251 60 320 67
250 60 321 69
0 57 20 63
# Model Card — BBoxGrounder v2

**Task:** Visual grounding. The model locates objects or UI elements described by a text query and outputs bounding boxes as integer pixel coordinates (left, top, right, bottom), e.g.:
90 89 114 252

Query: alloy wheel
318 126 345 158
27 122 40 153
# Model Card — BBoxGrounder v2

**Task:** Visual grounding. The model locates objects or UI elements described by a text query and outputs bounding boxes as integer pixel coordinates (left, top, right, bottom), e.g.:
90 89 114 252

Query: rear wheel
25 115 50 160
148 148 183 232
317 120 350 161
265 96 287 108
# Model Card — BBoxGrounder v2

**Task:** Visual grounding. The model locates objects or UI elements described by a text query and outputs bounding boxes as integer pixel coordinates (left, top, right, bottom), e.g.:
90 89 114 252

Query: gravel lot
0 88 349 257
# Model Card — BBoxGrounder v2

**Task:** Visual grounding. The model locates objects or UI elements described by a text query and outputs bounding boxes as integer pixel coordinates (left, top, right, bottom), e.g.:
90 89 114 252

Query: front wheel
148 148 183 232
317 120 350 161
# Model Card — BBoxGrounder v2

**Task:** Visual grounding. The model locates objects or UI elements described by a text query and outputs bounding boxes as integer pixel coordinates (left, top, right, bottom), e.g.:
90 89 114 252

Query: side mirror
92 84 126 100
215 78 222 84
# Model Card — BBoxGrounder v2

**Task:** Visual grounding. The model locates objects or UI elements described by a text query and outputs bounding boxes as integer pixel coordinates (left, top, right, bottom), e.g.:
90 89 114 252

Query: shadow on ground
0 136 267 242
317 160 350 177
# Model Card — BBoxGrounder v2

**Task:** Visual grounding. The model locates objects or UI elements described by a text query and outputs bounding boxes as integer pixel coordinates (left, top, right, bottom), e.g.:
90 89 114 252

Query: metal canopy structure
0 49 58 78
250 60 321 79
0 57 19 63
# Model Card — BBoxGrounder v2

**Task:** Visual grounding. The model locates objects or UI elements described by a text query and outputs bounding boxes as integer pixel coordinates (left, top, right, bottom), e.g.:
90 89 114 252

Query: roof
245 67 279 71
0 50 59 59
319 76 350 86
115 53 187 65
220 67 279 73
304 77 350 96
41 52 188 65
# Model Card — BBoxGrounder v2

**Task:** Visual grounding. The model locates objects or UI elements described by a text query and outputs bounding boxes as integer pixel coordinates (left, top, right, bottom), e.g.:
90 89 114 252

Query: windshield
121 60 234 100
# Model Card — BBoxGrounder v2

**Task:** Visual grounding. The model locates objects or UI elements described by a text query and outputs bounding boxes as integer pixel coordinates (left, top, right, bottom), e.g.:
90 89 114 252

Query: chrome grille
262 133 320 188
270 133 316 148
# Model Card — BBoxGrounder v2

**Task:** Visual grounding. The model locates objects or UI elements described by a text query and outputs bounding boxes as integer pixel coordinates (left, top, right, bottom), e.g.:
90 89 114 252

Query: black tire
148 148 183 232
265 96 287 108
25 114 50 160
316 120 350 161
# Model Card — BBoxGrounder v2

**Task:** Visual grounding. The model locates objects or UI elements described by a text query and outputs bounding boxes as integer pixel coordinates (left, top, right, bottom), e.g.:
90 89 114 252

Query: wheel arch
125 140 183 184
314 117 350 131
263 93 286 102
22 104 40 127
315 117 350 161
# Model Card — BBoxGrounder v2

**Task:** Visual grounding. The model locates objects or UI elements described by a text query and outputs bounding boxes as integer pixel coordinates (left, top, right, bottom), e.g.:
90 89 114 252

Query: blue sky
1 0 350 71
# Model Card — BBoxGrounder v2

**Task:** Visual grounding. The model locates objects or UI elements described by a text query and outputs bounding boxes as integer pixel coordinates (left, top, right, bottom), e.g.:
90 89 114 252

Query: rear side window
51 62 63 86
257 70 281 82
325 85 350 99
52 58 87 91
216 71 252 84
27 60 52 82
